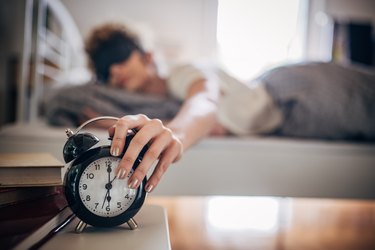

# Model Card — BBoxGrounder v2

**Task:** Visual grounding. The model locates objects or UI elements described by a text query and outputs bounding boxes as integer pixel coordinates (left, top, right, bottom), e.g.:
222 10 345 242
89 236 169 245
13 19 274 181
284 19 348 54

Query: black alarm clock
62 116 148 233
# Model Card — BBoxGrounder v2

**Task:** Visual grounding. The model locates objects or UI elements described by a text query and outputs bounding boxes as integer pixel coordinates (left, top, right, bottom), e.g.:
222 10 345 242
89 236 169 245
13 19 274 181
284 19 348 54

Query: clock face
78 156 137 217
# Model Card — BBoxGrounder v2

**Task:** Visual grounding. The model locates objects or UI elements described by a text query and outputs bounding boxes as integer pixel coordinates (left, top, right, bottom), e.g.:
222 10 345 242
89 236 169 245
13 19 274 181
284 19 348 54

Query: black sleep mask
92 33 142 82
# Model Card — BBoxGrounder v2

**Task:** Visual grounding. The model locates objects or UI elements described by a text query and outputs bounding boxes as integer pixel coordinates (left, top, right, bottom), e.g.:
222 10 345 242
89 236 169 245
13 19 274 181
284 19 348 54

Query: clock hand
100 164 112 210
101 189 109 209
104 161 113 208
110 175 117 184
107 162 111 184
102 176 117 209
106 193 112 206
102 179 116 209
106 176 117 206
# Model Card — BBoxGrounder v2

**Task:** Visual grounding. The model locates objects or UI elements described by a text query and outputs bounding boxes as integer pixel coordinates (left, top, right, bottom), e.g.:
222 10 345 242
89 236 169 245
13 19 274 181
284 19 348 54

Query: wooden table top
146 196 375 250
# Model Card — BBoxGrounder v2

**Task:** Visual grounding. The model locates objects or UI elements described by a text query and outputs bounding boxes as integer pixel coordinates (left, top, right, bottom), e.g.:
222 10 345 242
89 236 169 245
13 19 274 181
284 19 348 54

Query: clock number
106 205 110 212
125 194 130 199
117 202 121 208
95 203 99 209
82 184 87 190
86 173 94 179
86 195 91 201
94 163 100 170
105 160 112 167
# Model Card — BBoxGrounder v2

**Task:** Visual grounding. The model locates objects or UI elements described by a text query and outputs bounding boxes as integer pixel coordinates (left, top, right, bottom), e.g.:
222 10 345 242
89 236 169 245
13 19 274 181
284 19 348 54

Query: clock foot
75 220 87 233
127 218 138 230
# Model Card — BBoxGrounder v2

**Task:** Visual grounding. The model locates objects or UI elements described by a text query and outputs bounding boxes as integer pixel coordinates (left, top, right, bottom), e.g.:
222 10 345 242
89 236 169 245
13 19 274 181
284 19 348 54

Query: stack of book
0 153 74 250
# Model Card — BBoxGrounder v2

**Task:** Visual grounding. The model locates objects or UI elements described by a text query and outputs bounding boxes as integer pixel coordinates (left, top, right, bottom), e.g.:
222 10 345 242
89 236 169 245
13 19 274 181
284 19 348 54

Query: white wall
60 0 218 66
62 0 375 67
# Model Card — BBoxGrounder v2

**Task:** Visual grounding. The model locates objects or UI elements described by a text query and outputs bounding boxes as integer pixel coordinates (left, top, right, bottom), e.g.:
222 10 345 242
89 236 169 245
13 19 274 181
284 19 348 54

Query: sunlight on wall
217 0 306 81
206 196 279 232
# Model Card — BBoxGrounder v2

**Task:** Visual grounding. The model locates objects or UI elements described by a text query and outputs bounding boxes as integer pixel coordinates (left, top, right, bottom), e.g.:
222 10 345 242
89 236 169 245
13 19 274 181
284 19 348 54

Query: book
0 153 64 187
0 190 71 250
0 186 60 208
14 206 75 250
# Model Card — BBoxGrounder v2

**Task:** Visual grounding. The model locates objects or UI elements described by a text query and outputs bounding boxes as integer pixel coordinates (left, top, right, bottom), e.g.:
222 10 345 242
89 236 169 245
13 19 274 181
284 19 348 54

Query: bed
1 0 374 199
1 122 374 199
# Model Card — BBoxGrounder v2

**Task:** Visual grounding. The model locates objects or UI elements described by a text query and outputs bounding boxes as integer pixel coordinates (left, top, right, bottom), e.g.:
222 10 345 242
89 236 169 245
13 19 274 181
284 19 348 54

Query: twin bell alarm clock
62 116 148 233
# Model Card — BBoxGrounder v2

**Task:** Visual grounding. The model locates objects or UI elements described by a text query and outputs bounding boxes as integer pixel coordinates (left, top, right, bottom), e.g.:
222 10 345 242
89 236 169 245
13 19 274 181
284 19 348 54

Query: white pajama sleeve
166 65 207 100
216 83 283 135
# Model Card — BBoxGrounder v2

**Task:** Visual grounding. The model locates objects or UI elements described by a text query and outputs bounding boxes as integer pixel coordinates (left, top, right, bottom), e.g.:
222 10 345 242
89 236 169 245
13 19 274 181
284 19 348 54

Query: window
217 0 307 81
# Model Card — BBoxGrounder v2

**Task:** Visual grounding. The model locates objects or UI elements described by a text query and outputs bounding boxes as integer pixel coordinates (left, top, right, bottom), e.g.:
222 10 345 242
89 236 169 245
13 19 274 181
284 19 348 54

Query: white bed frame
18 0 88 123
0 122 374 199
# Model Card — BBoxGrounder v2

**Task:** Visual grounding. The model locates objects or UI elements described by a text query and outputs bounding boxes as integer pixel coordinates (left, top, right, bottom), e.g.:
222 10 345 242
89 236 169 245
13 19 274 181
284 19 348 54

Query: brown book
0 153 64 187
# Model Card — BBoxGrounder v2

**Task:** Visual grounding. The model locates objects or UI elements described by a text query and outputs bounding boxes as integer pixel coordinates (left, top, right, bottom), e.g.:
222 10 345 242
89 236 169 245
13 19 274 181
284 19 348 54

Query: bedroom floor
147 196 375 250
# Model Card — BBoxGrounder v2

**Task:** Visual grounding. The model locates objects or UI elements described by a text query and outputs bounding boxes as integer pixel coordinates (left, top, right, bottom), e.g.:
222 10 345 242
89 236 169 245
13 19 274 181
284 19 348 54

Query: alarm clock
62 116 148 233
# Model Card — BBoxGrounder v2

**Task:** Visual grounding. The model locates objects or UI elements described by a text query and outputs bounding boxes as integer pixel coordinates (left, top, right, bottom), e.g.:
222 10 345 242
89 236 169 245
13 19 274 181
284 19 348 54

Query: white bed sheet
0 121 374 199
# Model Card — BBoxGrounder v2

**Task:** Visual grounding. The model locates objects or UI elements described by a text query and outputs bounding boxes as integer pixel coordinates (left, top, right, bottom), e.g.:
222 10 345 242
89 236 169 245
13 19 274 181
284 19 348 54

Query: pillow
44 81 181 126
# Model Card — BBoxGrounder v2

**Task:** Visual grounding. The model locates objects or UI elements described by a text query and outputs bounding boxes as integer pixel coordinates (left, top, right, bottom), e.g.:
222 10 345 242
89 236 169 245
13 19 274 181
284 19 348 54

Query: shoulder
166 63 212 100
168 63 210 81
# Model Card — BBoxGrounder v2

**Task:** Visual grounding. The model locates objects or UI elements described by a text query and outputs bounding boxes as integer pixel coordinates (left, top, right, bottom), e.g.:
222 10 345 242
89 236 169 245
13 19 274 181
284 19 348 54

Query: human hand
108 114 183 193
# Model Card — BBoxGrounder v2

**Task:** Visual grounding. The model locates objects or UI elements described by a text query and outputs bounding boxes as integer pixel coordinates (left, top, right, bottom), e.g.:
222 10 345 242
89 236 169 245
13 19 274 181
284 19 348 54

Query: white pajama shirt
166 64 283 135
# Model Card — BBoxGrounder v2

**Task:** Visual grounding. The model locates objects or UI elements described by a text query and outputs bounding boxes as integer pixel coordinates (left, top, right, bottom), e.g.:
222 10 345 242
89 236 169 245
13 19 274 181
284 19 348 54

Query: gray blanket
45 63 375 142
260 62 375 141
44 82 181 126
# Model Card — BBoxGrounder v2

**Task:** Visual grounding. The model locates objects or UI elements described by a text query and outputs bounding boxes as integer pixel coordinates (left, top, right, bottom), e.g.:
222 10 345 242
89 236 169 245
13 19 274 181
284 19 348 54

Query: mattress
1 121 374 199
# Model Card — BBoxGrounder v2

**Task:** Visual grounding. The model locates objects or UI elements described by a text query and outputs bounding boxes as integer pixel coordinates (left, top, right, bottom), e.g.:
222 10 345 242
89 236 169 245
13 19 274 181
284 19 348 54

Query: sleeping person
75 23 375 193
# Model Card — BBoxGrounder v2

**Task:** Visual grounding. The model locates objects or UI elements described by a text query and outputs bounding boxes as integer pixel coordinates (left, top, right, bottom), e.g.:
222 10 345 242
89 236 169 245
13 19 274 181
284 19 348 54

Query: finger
118 119 164 182
128 130 173 189
144 140 182 193
108 124 116 137
111 114 149 157
112 115 149 177
110 118 129 158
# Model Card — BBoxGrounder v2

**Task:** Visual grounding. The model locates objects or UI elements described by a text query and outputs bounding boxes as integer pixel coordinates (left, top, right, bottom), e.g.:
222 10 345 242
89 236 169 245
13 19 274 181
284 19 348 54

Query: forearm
166 92 218 151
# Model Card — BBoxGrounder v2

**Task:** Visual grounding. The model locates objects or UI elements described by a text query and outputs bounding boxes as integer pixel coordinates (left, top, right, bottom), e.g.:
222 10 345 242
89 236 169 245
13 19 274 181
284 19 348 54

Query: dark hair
85 23 144 82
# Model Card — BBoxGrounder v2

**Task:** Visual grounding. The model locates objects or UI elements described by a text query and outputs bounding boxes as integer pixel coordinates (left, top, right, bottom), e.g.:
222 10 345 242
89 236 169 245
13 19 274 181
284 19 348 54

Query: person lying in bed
85 23 375 193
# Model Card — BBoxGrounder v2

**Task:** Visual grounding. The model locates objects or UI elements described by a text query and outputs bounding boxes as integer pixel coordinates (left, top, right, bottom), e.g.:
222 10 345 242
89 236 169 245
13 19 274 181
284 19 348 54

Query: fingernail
111 147 120 156
116 169 125 179
129 179 138 189
145 184 154 193
121 169 127 179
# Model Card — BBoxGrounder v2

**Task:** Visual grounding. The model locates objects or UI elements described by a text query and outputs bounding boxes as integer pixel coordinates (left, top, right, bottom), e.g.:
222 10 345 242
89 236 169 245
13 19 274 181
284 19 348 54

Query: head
85 23 155 92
